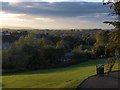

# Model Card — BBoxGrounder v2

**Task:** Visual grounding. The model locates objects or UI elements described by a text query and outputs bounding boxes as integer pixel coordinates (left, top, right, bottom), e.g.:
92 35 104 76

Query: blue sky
0 0 103 2
0 1 115 29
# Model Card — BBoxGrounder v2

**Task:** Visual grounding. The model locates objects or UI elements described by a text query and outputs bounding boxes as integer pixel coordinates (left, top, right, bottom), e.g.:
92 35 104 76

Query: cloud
0 2 114 29
0 11 25 21
1 2 111 18
35 17 54 22
0 0 102 2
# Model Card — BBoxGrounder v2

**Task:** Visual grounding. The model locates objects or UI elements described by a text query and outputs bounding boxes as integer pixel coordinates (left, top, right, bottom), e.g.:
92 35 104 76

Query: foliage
72 45 93 63
114 1 120 16
102 0 120 73
93 1 120 58
92 44 106 58
95 31 109 45
2 33 67 70
56 40 65 49
105 57 117 74
83 35 96 46
92 31 110 58
3 31 96 71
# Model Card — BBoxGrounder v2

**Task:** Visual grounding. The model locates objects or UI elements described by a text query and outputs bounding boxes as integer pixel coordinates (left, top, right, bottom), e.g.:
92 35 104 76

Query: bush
92 44 106 58
72 45 93 63
2 50 13 69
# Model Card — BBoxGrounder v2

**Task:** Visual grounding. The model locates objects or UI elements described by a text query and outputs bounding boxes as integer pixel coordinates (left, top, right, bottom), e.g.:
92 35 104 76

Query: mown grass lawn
2 59 119 88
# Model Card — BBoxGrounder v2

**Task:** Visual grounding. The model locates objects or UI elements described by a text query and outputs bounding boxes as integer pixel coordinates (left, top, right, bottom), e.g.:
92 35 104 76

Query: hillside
2 59 119 88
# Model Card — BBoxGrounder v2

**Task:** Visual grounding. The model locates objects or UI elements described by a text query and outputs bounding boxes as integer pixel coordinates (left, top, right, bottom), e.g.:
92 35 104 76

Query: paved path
77 71 120 88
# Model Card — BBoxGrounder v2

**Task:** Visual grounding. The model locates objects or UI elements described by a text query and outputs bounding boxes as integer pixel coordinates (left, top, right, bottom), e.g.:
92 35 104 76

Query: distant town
1 28 114 50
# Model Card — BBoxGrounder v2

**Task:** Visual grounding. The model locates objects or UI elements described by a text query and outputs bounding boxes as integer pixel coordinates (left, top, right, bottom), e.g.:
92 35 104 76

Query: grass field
2 59 119 88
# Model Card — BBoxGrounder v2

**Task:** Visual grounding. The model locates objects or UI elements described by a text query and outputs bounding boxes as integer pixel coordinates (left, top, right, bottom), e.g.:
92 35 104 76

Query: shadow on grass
3 59 103 76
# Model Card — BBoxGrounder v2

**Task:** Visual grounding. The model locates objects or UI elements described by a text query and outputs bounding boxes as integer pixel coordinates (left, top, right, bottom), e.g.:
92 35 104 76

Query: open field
2 59 119 88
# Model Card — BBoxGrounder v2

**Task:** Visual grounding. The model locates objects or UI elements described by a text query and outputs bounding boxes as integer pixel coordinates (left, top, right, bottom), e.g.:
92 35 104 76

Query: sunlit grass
2 59 120 88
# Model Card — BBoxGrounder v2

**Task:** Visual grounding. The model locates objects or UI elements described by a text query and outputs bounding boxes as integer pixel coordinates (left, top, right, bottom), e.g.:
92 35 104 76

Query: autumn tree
103 0 120 73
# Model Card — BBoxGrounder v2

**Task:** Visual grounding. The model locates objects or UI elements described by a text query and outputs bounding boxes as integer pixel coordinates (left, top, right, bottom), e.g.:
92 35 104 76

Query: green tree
92 31 109 58
56 40 65 48
13 33 36 49
95 31 109 45
103 0 120 74
92 45 106 58
103 1 120 57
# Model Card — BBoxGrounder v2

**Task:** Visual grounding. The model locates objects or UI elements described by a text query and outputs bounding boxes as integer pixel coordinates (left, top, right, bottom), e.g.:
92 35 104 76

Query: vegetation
93 1 120 58
3 31 96 71
102 0 120 73
1 0 120 88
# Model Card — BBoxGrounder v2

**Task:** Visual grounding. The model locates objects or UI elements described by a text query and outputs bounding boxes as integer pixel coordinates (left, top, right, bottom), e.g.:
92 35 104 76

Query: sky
0 0 116 29
0 0 103 2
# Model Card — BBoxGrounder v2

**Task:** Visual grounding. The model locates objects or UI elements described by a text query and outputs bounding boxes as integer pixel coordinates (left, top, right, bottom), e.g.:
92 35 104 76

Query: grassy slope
2 59 119 88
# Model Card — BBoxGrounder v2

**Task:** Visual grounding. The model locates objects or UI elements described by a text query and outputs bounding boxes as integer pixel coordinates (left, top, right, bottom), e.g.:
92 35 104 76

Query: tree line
2 1 120 71
3 32 95 70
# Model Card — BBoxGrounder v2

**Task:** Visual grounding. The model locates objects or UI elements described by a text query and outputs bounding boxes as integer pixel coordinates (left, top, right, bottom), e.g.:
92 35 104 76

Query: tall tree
103 0 120 74
95 31 109 45
103 0 120 56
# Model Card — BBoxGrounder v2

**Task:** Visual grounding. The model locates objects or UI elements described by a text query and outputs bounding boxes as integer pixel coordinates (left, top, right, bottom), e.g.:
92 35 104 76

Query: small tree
103 0 120 74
